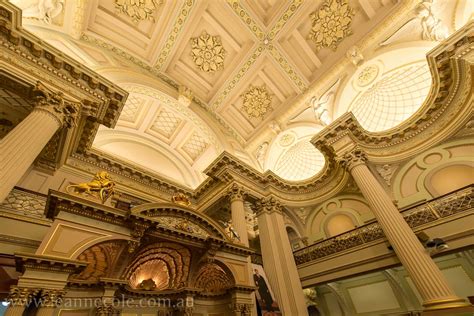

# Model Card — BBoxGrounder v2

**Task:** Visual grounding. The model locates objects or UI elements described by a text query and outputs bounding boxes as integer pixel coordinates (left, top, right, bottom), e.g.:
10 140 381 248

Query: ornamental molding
190 31 226 73
15 253 87 274
114 0 162 23
308 0 355 51
311 21 473 162
8 287 40 307
227 183 247 202
241 85 273 118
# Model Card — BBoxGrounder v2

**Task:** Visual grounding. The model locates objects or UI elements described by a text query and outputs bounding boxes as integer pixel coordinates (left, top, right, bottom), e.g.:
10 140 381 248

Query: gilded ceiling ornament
114 0 162 23
241 85 273 118
308 0 355 51
190 31 226 73
356 65 379 87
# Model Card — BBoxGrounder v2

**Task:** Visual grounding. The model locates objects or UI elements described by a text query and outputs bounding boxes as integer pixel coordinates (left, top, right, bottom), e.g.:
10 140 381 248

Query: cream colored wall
314 251 474 316
306 195 375 243
393 138 474 208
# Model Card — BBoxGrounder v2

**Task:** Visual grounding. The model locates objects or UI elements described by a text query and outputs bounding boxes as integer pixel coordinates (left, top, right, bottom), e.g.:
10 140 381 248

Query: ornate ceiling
8 0 473 188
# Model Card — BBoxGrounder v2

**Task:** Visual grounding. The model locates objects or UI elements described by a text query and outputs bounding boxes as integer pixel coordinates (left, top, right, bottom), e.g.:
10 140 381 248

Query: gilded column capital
227 183 247 202
33 81 80 128
40 289 66 308
256 196 282 216
95 302 118 316
337 147 368 171
7 286 40 307
232 303 252 315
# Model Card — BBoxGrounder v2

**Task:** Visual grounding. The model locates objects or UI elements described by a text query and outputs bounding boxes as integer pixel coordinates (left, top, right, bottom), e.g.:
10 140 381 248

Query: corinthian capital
256 196 282 216
33 81 80 128
40 289 66 308
337 147 368 171
227 183 246 202
8 287 40 307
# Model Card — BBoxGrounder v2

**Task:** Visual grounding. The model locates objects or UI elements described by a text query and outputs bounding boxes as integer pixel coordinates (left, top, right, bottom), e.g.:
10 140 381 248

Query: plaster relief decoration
356 64 380 87
114 0 161 23
11 0 64 25
416 0 448 41
241 85 273 119
308 0 355 51
157 216 209 238
190 31 226 73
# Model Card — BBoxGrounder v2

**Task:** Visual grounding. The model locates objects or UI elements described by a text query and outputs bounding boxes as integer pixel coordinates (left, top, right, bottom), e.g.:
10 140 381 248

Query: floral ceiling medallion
241 85 273 119
114 0 162 23
308 0 355 51
190 31 226 73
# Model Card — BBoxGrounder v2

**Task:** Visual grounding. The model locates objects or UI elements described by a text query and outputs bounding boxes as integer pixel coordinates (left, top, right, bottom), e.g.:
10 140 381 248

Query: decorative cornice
15 252 87 274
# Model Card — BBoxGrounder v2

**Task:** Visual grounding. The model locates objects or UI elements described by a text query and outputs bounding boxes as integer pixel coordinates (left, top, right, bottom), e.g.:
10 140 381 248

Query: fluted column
0 82 79 202
228 184 249 246
339 148 468 310
36 289 65 316
5 287 40 316
256 197 308 316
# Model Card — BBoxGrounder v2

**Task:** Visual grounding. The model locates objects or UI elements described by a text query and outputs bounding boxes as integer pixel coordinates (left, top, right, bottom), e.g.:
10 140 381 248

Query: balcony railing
293 185 473 265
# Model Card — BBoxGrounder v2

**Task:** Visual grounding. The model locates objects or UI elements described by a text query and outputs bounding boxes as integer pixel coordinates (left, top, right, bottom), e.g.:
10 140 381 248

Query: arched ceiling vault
10 0 473 188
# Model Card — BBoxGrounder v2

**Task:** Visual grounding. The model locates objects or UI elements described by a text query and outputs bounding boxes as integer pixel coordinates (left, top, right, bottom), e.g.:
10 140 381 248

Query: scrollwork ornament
337 147 368 171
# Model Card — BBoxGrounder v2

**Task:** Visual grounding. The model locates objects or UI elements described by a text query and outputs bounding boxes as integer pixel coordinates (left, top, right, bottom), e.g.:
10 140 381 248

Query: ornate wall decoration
190 31 226 73
1 188 46 218
241 85 273 118
308 0 355 51
157 216 209 238
279 133 296 147
114 0 162 23
356 65 379 87
193 262 234 293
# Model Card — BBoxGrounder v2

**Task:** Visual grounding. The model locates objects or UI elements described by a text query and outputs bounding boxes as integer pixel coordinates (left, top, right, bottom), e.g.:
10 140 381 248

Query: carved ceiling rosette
241 85 273 119
190 31 226 73
114 0 162 23
308 0 355 51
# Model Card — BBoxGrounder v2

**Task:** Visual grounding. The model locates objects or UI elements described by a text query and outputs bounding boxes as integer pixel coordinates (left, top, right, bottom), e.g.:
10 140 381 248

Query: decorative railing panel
0 187 47 218
294 185 473 265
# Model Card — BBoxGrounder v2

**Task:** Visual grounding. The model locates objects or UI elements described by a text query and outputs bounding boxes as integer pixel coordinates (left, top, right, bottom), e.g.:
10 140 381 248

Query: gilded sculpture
241 85 273 118
66 171 115 204
308 0 355 51
190 31 226 73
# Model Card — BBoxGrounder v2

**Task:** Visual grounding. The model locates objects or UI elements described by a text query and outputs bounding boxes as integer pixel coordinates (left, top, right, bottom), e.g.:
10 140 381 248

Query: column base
422 305 474 315
423 297 471 311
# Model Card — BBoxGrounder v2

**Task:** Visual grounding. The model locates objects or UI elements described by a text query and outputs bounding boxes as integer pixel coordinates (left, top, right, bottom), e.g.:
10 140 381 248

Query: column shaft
257 198 308 316
0 109 61 201
350 163 467 310
4 306 26 316
230 198 249 246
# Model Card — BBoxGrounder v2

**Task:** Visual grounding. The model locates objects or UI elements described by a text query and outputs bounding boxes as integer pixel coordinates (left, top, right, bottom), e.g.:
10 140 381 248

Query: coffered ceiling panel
85 0 182 60
278 0 399 82
217 55 298 141
163 0 256 103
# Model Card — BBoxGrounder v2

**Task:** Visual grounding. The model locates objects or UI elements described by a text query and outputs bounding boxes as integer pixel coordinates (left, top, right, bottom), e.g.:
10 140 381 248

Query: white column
0 82 78 202
256 197 308 316
340 148 468 311
228 184 249 246
228 184 258 316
